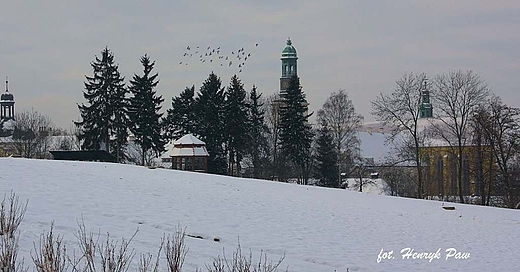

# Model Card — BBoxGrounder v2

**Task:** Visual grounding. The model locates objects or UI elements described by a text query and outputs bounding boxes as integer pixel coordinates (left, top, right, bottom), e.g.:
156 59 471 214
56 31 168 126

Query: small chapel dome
1 91 14 101
281 38 297 58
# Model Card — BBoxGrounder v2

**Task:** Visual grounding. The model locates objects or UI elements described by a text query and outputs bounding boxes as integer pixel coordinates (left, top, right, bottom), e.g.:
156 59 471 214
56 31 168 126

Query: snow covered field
1 158 519 271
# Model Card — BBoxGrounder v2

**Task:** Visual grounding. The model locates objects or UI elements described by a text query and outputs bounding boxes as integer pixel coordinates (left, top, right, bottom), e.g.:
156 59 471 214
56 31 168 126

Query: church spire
419 78 433 118
1 76 15 121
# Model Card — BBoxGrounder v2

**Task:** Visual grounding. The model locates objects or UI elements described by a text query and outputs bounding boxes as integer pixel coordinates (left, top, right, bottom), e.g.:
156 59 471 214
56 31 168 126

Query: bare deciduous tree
127 143 158 166
431 70 490 203
471 106 495 205
371 73 428 198
264 94 292 181
9 109 53 158
473 96 520 207
318 89 363 187
351 157 375 192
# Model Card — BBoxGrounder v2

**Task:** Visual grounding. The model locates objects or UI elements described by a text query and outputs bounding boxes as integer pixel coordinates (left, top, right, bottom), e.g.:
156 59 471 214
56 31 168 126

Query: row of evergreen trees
76 48 326 185
161 73 268 175
76 48 164 164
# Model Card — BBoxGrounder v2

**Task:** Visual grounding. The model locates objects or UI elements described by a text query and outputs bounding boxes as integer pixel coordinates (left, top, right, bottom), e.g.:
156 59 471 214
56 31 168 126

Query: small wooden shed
169 134 209 172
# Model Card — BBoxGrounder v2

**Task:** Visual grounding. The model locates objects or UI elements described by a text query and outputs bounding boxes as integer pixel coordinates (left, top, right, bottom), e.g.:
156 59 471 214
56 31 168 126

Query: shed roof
169 146 209 157
173 134 205 145
169 134 209 157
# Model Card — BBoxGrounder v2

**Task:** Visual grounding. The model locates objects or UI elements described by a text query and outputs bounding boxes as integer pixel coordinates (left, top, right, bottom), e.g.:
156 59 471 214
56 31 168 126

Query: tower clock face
281 79 289 90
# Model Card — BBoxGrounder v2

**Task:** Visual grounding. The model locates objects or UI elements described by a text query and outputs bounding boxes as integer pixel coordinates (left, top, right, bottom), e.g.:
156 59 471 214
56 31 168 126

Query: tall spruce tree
279 76 314 184
128 54 165 166
163 86 196 141
109 78 130 163
194 72 227 174
248 85 268 178
315 123 339 187
76 47 128 162
224 75 249 176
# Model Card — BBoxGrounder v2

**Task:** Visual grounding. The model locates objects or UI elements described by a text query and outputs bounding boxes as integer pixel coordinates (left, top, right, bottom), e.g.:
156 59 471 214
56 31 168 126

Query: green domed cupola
280 38 298 91
281 39 297 58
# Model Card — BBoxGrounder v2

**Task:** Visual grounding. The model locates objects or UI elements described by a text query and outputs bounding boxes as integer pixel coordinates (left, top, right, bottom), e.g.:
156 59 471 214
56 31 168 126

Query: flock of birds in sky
179 43 259 73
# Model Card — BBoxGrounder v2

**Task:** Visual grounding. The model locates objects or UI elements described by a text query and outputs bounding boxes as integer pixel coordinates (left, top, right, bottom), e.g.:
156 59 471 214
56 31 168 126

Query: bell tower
280 38 298 93
419 79 433 118
1 77 15 121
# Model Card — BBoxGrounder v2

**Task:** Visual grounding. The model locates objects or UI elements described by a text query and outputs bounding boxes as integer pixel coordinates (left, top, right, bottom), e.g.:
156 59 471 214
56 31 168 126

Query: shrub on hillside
1 191 288 272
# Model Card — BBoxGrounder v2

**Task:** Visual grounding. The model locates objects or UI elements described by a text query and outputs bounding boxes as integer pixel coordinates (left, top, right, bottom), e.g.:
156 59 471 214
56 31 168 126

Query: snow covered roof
169 134 209 157
173 134 205 146
169 146 209 157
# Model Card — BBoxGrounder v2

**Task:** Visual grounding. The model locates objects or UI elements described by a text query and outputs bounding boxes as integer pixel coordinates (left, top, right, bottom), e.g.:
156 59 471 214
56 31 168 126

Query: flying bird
187 46 190 50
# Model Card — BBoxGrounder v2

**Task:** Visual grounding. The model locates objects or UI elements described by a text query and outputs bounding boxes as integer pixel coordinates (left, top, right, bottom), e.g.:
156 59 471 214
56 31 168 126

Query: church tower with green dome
280 38 298 92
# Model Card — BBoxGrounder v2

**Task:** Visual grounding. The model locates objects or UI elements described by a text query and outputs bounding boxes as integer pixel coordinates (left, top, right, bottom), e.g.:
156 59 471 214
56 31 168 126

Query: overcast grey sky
1 0 519 129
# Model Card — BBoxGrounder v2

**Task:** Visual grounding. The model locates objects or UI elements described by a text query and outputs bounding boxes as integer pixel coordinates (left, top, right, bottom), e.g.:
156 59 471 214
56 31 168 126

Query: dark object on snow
442 206 456 210
187 234 203 239
50 150 116 162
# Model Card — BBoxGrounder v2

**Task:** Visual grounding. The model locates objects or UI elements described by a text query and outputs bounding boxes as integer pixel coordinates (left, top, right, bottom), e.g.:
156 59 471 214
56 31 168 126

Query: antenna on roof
5 76 8 92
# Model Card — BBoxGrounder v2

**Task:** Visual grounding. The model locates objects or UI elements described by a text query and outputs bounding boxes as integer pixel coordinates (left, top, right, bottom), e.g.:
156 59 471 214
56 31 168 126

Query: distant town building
0 78 15 121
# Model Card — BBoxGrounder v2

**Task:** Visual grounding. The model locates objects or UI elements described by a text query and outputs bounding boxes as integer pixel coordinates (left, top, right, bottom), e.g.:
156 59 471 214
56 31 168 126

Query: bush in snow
0 191 28 271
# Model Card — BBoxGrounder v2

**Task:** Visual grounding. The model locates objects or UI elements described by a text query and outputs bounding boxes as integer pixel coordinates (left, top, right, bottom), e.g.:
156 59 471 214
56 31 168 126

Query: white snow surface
1 158 519 271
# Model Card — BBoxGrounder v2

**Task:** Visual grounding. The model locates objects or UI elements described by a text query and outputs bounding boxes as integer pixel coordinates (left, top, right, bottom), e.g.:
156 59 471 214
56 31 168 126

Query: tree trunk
141 145 146 166
415 144 423 199
457 145 464 203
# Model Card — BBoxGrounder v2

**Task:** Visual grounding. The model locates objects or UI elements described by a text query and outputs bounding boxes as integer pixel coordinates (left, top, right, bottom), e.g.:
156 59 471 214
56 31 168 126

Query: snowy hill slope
1 158 519 271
